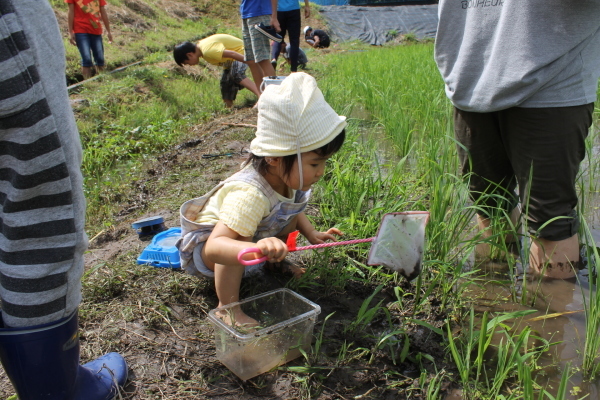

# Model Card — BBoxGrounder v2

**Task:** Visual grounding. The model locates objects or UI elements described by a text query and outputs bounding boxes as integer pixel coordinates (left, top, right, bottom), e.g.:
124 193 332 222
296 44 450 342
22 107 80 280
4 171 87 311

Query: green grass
73 63 233 226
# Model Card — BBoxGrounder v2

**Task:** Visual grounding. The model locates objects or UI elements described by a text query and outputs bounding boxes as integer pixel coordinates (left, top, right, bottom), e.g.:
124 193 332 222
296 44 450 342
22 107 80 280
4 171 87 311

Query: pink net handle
237 237 374 266
294 237 374 251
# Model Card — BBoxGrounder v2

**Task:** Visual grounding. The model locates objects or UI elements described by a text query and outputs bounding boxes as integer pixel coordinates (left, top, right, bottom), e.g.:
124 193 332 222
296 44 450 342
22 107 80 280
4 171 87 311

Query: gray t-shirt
434 0 600 112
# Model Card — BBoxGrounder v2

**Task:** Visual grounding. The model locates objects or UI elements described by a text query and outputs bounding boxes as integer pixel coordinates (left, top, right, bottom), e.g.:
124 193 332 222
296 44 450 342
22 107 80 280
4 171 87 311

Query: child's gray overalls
178 165 310 278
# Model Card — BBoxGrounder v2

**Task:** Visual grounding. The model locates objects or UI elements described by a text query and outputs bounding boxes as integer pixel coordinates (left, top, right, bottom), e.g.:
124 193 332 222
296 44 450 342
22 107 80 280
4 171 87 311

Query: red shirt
66 0 107 35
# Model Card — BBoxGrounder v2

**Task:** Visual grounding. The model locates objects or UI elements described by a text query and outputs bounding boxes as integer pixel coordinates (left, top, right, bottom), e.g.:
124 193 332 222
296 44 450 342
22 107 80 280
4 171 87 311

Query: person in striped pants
0 0 127 398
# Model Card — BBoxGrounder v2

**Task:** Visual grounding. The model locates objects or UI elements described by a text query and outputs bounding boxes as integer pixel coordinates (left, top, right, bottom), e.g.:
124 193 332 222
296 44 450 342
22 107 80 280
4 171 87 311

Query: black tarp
319 4 438 45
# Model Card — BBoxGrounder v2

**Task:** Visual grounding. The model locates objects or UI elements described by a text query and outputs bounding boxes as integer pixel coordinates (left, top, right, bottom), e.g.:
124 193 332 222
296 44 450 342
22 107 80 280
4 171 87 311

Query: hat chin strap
296 140 303 192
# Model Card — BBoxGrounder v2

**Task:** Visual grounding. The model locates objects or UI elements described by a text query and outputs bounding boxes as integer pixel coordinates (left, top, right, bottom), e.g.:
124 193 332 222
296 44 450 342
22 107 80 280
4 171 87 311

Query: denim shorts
242 15 271 63
75 33 104 67
454 103 594 241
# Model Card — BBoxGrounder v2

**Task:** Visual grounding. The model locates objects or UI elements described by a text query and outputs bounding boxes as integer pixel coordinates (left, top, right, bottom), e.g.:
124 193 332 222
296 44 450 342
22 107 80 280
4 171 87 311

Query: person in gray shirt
435 0 600 279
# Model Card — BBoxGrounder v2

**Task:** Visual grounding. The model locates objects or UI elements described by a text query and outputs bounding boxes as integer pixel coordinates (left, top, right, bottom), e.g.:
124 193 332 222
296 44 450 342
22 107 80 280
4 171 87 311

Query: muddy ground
0 104 455 399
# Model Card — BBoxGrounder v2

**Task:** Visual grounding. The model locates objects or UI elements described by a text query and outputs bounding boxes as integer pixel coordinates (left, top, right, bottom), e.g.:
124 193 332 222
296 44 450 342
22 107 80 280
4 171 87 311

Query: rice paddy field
316 43 600 399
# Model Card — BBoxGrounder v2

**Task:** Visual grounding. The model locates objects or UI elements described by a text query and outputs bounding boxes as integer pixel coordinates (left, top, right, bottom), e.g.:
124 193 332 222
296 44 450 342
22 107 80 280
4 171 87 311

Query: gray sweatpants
0 0 87 327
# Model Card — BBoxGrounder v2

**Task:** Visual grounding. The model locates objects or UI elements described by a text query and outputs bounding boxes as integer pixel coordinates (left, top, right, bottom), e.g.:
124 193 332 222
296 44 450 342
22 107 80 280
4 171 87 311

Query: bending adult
0 0 127 398
435 1 600 279
66 0 113 79
270 0 310 72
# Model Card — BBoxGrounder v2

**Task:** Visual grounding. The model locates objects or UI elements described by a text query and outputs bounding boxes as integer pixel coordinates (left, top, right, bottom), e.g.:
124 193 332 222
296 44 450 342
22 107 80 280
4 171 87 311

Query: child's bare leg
258 59 276 78
239 77 261 99
246 60 264 93
223 99 234 108
213 263 258 326
81 66 92 79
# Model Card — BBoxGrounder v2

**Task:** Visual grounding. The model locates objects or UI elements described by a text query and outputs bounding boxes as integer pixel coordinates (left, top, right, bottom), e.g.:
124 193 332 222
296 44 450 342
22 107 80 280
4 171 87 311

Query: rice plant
580 219 600 379
344 284 388 335
446 308 559 399
314 42 600 397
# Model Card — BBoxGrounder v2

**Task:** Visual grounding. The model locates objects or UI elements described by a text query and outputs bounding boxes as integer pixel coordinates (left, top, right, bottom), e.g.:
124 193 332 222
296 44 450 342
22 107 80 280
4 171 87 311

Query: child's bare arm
296 212 342 244
100 6 112 43
270 0 280 32
67 4 76 45
205 221 288 265
222 50 245 62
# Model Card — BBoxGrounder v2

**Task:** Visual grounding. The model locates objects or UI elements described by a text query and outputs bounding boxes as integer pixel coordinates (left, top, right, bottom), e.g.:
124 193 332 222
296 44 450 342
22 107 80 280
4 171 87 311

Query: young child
174 35 261 107
66 0 113 79
179 72 346 326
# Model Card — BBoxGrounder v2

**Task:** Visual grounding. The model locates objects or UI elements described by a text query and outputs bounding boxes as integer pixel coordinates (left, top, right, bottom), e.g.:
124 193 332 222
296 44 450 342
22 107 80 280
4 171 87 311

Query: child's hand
255 237 288 262
305 228 343 245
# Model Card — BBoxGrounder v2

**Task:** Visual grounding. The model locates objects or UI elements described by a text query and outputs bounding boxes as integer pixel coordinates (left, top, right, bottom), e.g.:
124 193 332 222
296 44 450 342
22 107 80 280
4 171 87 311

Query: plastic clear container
207 288 320 380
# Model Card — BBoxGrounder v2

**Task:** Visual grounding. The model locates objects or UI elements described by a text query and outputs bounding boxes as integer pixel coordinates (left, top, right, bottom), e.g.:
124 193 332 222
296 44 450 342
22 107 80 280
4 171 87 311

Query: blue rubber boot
0 311 127 400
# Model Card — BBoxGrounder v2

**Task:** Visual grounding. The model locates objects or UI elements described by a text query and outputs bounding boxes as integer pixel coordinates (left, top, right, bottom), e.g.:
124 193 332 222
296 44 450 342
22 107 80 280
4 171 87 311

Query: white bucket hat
303 26 312 36
251 72 346 190
251 72 346 158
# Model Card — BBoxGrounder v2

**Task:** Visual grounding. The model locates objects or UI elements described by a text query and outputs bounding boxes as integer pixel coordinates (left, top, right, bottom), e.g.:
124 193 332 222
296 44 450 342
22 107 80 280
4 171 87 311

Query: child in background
66 0 113 79
179 73 345 326
270 0 310 72
240 0 280 91
174 35 261 107
271 40 308 71
304 26 331 48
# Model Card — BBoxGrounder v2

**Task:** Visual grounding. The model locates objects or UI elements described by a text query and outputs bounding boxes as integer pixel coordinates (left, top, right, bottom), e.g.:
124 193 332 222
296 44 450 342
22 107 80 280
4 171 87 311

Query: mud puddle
451 130 600 398
462 262 600 399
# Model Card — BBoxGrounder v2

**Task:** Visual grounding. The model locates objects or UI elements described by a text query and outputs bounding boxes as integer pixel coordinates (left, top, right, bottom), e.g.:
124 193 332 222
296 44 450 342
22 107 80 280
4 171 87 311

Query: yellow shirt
195 181 296 237
197 34 244 67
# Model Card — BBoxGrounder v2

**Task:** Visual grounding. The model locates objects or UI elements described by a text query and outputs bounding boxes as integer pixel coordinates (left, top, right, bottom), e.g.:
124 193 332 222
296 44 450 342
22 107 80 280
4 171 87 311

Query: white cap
303 26 312 35
251 72 346 157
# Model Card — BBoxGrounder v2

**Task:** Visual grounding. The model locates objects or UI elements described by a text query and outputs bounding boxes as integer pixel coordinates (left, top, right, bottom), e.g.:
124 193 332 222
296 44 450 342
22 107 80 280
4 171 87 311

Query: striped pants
0 0 87 327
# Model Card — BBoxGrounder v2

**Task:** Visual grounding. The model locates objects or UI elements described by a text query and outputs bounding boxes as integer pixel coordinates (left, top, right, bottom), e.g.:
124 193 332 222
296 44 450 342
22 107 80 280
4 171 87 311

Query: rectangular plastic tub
207 288 321 380
136 227 181 268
